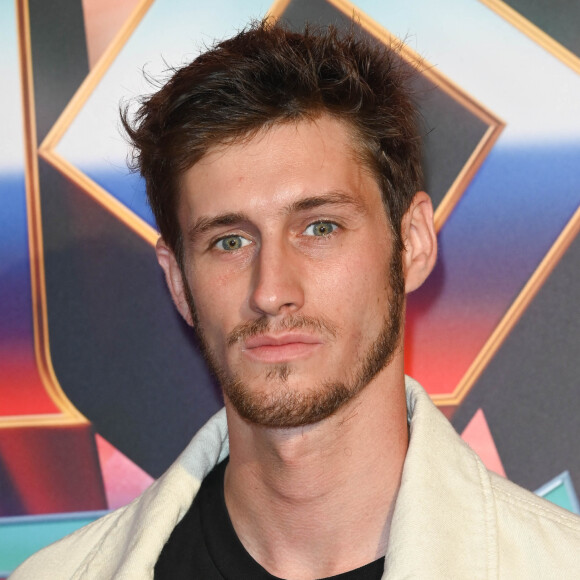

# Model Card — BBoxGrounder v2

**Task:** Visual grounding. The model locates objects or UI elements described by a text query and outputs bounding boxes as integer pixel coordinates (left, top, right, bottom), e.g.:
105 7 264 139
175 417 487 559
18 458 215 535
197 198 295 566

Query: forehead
178 115 381 220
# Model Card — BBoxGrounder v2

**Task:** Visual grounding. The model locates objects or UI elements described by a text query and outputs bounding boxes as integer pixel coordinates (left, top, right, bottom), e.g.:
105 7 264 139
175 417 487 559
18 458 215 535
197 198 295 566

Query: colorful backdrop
1 0 579 575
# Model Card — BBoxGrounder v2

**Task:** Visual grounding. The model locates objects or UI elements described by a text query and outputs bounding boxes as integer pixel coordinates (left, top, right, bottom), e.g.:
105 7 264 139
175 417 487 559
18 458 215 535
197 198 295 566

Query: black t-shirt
155 459 385 579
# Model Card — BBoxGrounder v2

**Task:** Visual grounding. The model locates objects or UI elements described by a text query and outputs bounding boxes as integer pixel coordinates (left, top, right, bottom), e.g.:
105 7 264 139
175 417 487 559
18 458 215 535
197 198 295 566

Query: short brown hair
122 20 423 263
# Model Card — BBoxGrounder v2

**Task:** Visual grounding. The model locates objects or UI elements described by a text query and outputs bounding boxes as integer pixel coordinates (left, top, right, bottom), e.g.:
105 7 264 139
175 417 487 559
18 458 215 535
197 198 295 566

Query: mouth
242 333 323 363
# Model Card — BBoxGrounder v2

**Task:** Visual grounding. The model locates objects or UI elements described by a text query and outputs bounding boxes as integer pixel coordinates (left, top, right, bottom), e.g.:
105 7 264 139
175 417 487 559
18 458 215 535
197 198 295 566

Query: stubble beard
181 250 405 428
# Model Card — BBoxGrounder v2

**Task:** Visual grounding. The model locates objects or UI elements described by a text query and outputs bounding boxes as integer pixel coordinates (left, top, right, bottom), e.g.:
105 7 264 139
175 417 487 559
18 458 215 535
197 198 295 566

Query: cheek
189 269 247 341
308 251 389 323
190 258 237 305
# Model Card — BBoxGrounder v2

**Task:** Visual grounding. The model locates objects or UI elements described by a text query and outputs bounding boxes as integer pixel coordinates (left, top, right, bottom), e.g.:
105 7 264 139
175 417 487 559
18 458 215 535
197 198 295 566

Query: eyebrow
187 191 367 243
284 191 367 215
188 212 249 242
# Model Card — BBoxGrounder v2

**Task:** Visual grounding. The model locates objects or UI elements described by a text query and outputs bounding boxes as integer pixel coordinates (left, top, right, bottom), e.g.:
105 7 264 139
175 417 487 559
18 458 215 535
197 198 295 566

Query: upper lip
243 333 323 349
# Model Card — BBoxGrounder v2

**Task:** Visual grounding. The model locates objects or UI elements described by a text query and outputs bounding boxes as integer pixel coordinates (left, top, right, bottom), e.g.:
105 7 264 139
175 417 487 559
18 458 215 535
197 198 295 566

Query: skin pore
156 115 437 578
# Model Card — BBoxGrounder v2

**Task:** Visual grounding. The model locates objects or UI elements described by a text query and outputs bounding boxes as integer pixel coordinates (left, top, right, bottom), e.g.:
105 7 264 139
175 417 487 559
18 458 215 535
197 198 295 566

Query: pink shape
461 408 506 477
82 0 143 69
95 434 154 509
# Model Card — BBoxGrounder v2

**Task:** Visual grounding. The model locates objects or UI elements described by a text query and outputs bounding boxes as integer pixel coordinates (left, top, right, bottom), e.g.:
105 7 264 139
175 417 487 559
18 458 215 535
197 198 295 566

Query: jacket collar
73 407 230 578
77 378 498 578
385 377 498 578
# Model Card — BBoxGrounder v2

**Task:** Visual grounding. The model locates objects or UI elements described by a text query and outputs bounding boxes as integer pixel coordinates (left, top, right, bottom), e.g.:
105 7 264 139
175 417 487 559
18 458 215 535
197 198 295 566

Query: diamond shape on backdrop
32 0 580 454
276 0 503 227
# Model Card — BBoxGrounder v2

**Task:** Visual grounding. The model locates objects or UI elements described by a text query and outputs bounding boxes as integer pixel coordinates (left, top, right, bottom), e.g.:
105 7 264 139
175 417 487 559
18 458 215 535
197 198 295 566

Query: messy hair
122 20 423 264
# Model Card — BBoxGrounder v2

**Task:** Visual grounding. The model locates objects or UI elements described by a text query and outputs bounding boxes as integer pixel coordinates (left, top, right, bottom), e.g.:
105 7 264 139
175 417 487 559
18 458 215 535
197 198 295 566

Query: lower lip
243 342 322 363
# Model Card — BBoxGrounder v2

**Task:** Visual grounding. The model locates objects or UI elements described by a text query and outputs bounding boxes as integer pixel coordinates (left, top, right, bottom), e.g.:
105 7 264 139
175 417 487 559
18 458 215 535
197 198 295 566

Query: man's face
173 116 405 427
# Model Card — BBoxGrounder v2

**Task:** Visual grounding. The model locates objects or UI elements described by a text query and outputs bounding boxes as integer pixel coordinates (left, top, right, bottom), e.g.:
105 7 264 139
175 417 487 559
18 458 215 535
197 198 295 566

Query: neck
224 362 408 579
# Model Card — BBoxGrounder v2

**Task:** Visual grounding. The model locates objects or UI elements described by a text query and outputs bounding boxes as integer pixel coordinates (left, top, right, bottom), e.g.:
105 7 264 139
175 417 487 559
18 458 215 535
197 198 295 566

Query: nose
249 238 305 317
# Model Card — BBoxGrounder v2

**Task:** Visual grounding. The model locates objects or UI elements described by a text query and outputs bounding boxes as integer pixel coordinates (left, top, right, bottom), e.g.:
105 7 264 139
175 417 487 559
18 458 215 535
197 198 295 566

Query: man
12 20 580 580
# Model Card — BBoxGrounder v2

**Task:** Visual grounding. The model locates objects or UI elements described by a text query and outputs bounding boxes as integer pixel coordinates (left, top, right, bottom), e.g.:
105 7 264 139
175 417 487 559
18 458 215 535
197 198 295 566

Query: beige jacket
11 377 580 579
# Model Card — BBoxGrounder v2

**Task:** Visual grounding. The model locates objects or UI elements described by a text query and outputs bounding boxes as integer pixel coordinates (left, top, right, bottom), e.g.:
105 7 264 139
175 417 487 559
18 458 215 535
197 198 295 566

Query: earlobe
402 192 437 293
155 238 194 326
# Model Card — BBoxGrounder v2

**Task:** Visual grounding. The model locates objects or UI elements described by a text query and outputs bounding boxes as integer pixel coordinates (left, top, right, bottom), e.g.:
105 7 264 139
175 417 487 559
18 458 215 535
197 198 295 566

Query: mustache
227 314 338 347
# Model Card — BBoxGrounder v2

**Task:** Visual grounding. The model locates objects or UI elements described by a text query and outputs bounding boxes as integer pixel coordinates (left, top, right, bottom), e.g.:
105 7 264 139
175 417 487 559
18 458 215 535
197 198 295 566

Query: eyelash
210 220 341 252
212 235 251 252
303 220 339 237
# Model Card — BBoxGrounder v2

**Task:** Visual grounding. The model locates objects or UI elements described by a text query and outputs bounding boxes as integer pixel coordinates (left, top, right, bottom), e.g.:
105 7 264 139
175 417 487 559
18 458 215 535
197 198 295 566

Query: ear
401 191 437 293
155 238 194 326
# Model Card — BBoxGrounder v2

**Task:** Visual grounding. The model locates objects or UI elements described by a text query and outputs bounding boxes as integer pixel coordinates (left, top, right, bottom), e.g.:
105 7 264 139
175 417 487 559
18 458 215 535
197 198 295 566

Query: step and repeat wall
1 0 579 574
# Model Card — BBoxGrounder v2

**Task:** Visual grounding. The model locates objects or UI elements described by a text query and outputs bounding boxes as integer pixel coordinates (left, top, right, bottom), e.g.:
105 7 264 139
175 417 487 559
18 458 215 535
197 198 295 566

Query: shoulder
491 472 580 531
9 408 229 579
10 464 201 579
490 471 580 534
489 472 580 577
403 376 580 577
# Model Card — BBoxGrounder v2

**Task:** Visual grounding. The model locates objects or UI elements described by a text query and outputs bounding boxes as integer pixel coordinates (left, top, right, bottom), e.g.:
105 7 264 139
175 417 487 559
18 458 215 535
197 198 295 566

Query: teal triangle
535 471 580 514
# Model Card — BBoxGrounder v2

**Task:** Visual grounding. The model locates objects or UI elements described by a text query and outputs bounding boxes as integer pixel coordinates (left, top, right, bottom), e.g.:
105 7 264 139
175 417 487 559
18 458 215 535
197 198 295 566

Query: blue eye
304 221 337 237
215 235 250 251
